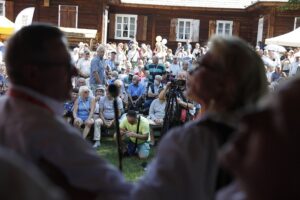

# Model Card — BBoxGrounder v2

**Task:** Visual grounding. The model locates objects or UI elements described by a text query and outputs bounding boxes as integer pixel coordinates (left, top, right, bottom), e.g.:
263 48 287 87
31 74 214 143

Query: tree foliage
281 0 300 10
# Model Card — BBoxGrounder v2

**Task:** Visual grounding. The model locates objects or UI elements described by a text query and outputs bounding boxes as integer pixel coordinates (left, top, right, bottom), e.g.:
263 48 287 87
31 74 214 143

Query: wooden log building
1 0 300 49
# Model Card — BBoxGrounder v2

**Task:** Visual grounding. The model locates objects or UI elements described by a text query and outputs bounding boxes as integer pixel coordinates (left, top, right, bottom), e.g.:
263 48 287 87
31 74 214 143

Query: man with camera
159 71 195 132
120 110 150 159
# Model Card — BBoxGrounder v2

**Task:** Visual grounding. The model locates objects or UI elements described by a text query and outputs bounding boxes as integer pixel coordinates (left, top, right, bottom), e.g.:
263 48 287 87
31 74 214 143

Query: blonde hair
78 86 90 97
207 36 268 111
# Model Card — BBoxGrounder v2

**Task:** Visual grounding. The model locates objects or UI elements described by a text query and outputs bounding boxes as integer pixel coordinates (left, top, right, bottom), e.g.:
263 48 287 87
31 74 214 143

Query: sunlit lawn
97 137 155 182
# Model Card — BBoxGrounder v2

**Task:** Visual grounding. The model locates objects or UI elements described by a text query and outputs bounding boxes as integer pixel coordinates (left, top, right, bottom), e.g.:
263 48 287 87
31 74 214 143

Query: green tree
283 0 300 10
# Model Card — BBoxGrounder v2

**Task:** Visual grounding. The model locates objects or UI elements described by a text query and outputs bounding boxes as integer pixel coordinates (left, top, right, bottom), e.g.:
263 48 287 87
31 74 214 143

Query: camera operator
159 71 194 130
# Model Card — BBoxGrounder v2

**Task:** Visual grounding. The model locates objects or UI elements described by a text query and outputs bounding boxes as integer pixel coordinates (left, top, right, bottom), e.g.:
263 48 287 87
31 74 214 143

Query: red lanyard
8 89 53 114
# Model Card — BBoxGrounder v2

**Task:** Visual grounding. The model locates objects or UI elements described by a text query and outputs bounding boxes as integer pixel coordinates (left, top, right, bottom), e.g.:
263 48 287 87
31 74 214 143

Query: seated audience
96 86 123 135
63 88 79 123
127 75 145 111
148 89 166 144
120 110 150 159
144 75 163 110
73 86 95 138
93 86 106 148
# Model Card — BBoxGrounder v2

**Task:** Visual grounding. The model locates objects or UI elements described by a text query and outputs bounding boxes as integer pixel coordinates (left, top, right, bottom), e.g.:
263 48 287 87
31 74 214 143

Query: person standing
90 45 106 93
144 56 166 83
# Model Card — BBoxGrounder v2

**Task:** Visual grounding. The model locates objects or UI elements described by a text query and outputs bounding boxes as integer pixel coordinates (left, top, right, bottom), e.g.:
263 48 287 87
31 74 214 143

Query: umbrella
264 44 286 53
0 16 14 40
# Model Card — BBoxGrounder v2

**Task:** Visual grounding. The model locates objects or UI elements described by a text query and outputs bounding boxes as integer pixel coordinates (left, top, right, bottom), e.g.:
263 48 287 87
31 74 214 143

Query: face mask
154 80 160 85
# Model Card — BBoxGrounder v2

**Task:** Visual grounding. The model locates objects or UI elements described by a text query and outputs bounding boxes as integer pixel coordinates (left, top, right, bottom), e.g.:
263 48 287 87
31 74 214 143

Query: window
257 17 264 45
294 17 300 29
115 14 137 40
58 5 78 28
0 1 5 17
177 19 193 41
216 20 233 36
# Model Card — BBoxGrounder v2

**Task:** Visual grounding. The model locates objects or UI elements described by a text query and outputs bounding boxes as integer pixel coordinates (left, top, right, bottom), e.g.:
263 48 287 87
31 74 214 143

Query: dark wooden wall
249 7 300 46
109 5 253 50
5 1 300 48
10 0 106 42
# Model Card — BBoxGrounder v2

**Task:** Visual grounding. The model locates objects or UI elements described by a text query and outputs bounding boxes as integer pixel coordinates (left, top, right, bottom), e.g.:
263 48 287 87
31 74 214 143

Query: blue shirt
77 97 91 121
64 101 74 113
90 56 106 85
105 59 116 71
127 83 145 97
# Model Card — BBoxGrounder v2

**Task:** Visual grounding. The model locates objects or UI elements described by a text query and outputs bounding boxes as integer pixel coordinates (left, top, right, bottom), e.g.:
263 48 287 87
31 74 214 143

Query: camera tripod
162 87 186 135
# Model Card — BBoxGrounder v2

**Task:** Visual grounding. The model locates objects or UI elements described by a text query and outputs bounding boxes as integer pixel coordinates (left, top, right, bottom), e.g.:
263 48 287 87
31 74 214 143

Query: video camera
166 74 186 90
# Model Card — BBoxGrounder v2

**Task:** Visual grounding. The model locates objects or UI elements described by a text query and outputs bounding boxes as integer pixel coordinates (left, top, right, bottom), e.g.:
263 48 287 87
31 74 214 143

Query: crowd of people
61 37 203 153
256 46 300 90
0 24 300 200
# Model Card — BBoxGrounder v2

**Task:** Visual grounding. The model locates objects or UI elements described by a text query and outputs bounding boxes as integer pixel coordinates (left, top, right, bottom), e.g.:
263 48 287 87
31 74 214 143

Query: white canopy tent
265 28 300 47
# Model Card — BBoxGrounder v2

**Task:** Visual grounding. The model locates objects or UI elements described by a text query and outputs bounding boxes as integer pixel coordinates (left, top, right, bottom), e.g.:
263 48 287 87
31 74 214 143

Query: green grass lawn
97 137 155 182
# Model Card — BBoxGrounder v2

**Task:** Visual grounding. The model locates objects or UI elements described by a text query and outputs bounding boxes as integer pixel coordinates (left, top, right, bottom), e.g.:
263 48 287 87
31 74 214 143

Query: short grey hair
155 75 162 81
97 44 105 52
111 70 119 79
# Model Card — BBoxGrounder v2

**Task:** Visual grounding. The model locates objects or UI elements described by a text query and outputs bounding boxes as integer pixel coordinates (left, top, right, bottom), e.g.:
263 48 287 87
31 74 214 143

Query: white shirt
128 50 139 62
76 58 91 77
289 61 299 77
12 85 64 116
0 91 131 199
169 63 181 77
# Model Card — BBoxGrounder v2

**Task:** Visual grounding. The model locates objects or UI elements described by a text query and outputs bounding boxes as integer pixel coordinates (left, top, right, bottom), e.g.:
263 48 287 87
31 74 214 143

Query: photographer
120 110 150 159
159 71 195 130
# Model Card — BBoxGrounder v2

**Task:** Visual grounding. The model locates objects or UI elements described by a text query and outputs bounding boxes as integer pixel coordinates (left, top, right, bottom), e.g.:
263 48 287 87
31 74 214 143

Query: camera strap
134 115 141 152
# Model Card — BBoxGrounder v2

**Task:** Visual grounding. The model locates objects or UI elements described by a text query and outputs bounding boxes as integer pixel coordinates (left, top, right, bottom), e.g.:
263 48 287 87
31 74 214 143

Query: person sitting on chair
97 86 123 136
93 86 106 149
148 89 166 145
120 110 150 159
127 75 145 111
63 88 79 124
73 86 95 138
144 75 163 111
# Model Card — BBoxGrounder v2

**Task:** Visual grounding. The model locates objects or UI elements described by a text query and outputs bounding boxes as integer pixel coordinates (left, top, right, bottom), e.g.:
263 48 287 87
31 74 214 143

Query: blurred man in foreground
0 24 130 200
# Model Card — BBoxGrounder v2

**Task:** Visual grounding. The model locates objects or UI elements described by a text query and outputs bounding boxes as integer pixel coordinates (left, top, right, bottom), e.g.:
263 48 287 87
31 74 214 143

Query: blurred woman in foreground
132 36 268 200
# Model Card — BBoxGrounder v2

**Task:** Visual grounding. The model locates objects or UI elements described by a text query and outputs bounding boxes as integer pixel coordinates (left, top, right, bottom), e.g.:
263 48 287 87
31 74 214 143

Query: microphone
108 83 120 98
108 83 123 171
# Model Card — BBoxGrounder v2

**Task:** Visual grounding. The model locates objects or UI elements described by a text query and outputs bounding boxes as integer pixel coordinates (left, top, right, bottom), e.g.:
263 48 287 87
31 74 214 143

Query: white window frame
176 18 193 42
216 20 233 37
257 17 264 45
58 5 78 28
294 17 300 30
115 14 137 40
0 0 5 17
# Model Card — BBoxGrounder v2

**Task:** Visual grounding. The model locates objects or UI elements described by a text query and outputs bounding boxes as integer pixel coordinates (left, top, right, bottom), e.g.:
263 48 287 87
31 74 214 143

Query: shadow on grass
97 137 155 182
